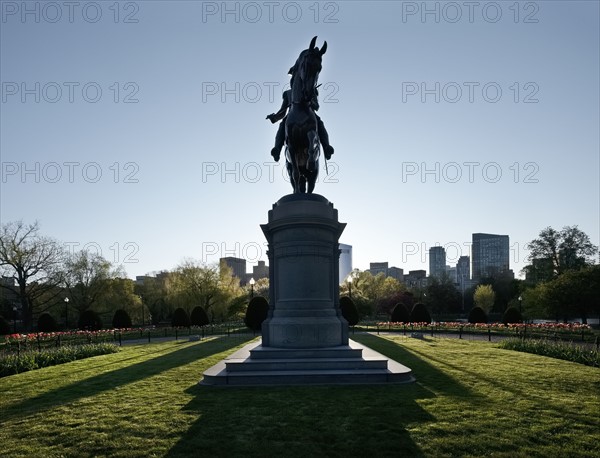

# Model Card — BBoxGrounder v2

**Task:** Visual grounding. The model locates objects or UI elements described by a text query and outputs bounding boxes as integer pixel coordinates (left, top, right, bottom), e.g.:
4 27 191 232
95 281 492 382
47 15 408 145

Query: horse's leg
299 172 307 193
307 162 318 194
306 130 320 172
289 147 301 194
285 147 296 193
286 160 295 192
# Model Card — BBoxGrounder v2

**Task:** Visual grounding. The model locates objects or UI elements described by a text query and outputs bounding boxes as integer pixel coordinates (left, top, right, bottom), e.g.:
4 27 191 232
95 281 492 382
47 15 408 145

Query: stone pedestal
260 194 348 348
200 194 415 387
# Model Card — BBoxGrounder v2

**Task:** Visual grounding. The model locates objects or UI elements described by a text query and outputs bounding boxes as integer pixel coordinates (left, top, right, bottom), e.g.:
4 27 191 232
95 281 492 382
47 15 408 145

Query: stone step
224 357 388 372
249 344 363 360
201 368 414 386
200 339 415 387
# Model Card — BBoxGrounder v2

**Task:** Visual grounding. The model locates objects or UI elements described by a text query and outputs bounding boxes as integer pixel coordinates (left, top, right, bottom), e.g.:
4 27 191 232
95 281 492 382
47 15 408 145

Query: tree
134 272 171 325
479 273 521 312
525 226 598 282
340 270 406 318
473 284 495 313
63 250 117 315
172 307 191 327
244 296 269 332
0 221 66 330
390 303 410 323
339 296 359 326
425 276 462 316
97 278 141 324
112 309 132 329
168 260 238 322
536 265 600 323
190 306 210 326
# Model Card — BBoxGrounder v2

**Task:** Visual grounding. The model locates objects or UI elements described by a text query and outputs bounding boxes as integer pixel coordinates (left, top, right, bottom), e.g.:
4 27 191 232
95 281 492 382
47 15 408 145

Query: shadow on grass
353 334 477 398
166 335 475 458
2 336 252 422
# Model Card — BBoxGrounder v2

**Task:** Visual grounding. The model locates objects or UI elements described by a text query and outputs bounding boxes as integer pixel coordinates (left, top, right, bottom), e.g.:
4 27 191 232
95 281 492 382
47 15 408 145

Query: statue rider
266 66 334 163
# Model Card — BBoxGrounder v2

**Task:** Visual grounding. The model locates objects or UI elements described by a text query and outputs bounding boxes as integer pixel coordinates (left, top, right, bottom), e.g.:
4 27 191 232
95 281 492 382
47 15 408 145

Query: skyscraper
429 246 446 279
471 233 510 280
339 243 353 283
456 255 471 292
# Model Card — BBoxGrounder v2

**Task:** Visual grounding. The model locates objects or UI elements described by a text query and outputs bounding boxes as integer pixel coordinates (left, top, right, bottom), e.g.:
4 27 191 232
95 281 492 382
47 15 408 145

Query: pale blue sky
1 1 598 279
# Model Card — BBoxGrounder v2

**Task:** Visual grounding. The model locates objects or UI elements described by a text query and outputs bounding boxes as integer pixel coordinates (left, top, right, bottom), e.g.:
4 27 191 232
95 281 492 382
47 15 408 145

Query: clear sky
1 1 599 280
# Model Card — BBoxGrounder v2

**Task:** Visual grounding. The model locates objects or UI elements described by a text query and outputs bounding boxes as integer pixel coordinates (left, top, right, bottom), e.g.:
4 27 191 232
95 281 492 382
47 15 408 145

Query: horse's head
292 36 327 103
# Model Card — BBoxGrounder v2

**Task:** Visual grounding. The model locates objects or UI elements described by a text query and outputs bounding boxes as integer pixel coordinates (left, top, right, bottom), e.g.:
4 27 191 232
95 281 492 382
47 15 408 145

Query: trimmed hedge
391 303 410 324
0 315 11 335
468 306 488 324
112 309 132 329
190 306 210 327
0 343 120 378
503 307 523 324
37 313 58 332
244 297 269 332
409 302 431 324
340 296 359 326
78 310 103 331
172 308 191 328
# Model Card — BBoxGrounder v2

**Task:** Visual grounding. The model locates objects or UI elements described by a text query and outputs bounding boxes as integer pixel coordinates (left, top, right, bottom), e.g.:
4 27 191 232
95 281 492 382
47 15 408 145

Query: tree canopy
0 221 65 329
524 226 597 282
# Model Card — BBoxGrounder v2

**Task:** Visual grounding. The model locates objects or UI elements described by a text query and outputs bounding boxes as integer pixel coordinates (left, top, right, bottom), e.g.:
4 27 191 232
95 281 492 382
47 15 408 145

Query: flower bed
0 343 120 378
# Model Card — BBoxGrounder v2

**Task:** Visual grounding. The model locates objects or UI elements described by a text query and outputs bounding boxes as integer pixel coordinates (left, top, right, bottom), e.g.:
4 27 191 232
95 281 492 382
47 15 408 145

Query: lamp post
249 278 255 299
64 297 69 330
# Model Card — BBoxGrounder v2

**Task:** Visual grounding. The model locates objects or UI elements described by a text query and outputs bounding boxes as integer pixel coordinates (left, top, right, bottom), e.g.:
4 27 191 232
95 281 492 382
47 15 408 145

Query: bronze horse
285 37 327 194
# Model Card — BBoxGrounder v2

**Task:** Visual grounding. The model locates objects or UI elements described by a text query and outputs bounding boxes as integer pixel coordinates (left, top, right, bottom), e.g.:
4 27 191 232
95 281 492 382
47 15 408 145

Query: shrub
503 306 523 324
112 309 132 329
409 302 431 324
37 313 58 332
468 306 488 324
190 306 210 326
390 303 410 323
244 296 269 332
172 308 191 328
0 343 120 378
0 315 11 335
78 310 103 330
340 296 359 326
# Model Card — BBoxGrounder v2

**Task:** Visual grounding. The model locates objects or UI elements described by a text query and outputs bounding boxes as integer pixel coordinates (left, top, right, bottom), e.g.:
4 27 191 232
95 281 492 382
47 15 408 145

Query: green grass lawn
1 334 598 457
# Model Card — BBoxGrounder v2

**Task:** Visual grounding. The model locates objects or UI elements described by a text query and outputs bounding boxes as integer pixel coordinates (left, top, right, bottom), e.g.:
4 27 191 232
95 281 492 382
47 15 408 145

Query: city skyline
2 2 598 281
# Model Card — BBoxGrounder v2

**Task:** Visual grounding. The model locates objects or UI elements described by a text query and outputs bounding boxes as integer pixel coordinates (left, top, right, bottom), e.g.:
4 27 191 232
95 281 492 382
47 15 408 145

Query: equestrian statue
266 36 334 194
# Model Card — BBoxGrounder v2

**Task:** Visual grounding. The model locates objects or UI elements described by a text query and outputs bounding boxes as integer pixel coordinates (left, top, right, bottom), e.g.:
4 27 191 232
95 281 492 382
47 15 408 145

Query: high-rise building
252 260 269 280
445 265 457 283
369 262 388 276
220 257 247 284
339 243 353 283
456 255 470 289
429 246 446 279
388 267 404 282
471 233 510 280
404 269 427 289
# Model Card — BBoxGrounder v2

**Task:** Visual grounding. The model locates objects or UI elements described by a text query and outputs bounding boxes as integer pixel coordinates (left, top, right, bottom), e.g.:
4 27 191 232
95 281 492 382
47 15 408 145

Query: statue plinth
261 194 348 348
